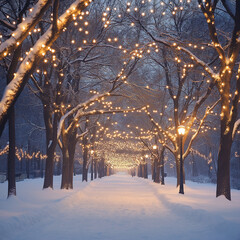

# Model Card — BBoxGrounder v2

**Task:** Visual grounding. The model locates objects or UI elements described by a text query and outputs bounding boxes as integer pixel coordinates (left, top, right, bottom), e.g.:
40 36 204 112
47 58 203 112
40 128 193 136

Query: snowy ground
0 173 240 240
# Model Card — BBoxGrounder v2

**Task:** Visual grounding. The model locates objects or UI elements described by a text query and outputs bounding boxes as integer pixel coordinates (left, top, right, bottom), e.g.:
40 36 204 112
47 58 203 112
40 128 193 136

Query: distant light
178 125 186 136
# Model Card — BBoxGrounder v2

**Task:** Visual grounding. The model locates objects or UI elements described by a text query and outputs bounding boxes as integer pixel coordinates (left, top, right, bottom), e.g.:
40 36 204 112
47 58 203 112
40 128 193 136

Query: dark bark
138 164 142 177
42 93 54 188
60 130 77 189
98 158 105 178
160 148 165 185
7 106 16 197
141 164 145 177
144 164 148 179
106 166 110 176
94 159 97 179
6 42 22 197
176 155 185 187
40 159 44 178
216 128 232 200
68 132 77 189
91 158 94 180
82 140 88 182
43 67 62 188
43 109 59 189
26 158 30 178
152 160 155 180
43 143 55 188
82 119 88 182
154 159 160 183
61 134 70 189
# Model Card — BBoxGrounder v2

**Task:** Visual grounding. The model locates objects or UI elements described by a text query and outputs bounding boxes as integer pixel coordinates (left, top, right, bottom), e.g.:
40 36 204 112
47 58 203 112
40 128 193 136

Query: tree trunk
152 160 155 180
106 166 110 176
94 159 97 179
61 138 70 189
43 101 59 188
176 157 180 186
154 159 160 183
141 164 145 177
43 144 55 188
91 158 94 180
98 158 104 178
82 147 88 182
160 148 165 185
216 130 232 200
40 158 44 178
26 158 30 178
82 132 88 181
7 106 16 197
176 156 185 187
68 134 77 189
144 164 148 179
6 44 22 197
42 101 54 188
138 164 142 177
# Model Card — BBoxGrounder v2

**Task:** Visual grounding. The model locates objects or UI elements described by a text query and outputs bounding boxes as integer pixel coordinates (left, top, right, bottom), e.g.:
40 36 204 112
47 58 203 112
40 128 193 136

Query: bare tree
0 0 34 197
0 0 92 137
197 0 240 200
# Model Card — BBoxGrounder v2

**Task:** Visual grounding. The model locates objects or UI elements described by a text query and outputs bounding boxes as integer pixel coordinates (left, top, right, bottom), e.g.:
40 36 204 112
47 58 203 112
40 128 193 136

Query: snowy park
0 0 240 239
1 173 240 240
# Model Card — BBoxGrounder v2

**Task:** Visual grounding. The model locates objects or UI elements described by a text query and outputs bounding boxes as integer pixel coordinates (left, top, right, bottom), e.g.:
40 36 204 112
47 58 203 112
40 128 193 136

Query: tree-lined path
1 173 240 240
1 1 240 239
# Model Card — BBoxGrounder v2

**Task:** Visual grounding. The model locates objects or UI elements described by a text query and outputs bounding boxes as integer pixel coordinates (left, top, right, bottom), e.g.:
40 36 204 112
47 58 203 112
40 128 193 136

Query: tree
119 0 218 190
126 0 239 199
0 0 92 137
0 0 34 197
197 0 240 200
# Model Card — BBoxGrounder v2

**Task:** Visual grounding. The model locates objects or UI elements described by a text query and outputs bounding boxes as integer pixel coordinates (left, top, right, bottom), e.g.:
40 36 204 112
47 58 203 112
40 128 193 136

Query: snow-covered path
0 173 240 240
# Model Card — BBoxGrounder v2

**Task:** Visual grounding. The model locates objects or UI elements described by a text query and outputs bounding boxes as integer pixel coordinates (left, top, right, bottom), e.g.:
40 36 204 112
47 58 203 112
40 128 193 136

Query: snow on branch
232 119 240 140
176 45 216 78
139 21 216 79
145 109 176 154
78 107 142 118
57 92 111 139
0 0 52 60
76 129 89 140
58 102 144 140
183 99 220 159
57 55 139 139
0 0 91 134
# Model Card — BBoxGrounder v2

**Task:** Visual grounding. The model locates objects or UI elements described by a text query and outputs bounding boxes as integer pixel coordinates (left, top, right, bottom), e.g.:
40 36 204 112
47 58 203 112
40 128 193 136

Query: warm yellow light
153 145 157 150
178 125 185 136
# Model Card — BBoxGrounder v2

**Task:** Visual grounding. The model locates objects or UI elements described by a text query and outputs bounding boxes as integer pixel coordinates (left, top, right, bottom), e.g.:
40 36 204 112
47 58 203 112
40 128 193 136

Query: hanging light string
0 145 48 160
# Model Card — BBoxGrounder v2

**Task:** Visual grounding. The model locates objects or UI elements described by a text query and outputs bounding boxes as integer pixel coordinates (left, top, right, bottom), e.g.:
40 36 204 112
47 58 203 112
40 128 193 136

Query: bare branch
0 0 52 60
183 99 220 159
